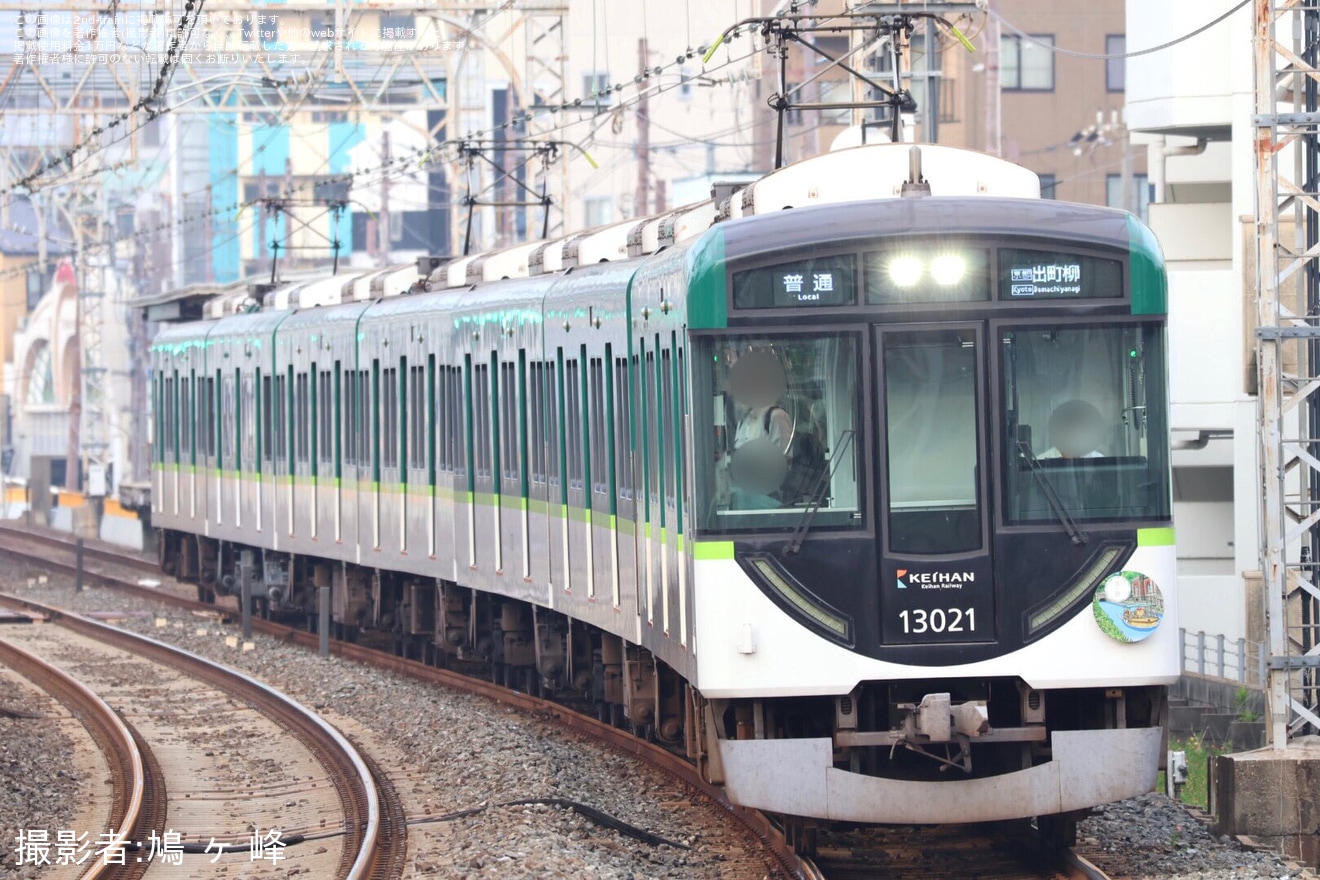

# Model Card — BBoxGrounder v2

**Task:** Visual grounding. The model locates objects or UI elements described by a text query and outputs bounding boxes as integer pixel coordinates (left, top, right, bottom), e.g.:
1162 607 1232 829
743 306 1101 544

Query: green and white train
151 143 1176 833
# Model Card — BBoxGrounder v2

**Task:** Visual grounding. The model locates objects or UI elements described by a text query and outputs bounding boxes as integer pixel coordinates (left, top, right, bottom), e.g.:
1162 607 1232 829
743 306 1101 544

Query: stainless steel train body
151 143 1177 833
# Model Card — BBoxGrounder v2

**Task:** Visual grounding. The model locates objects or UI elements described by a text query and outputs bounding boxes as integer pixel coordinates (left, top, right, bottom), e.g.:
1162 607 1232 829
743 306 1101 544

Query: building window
1038 173 1058 199
584 195 612 229
1106 35 1125 92
817 79 852 125
1106 172 1151 222
583 72 612 108
1001 34 1054 91
380 13 415 40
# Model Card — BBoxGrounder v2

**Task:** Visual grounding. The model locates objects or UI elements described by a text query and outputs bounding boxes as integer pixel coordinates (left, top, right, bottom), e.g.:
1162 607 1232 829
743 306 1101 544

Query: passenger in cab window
1040 399 1106 459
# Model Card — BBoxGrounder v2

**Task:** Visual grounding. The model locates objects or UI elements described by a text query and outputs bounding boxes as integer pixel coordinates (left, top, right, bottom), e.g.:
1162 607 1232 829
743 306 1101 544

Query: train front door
873 325 995 646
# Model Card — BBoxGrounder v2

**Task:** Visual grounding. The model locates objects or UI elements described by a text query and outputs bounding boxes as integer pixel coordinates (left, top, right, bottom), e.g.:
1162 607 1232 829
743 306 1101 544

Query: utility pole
635 38 650 220
1252 0 1320 745
983 0 1001 156
379 129 392 266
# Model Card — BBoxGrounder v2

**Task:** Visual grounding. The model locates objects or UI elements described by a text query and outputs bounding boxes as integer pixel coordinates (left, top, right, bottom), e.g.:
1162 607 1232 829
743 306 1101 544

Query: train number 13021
898 607 976 634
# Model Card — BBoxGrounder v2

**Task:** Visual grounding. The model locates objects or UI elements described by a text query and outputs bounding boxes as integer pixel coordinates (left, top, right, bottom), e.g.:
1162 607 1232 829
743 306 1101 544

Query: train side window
642 345 656 509
517 351 529 496
473 361 491 480
241 372 255 469
333 363 342 479
260 371 272 464
222 374 235 469
589 356 606 496
360 369 371 471
550 353 565 502
319 368 333 466
616 357 634 500
182 372 194 465
164 374 175 463
452 365 466 476
529 362 545 485
425 356 436 485
676 341 687 526
603 346 619 503
373 360 385 479
273 372 286 471
462 355 475 484
209 374 219 461
309 362 319 474
383 363 399 472
565 353 583 491
295 371 309 464
501 359 520 484
438 364 454 474
661 346 674 508
409 362 426 471
344 369 357 467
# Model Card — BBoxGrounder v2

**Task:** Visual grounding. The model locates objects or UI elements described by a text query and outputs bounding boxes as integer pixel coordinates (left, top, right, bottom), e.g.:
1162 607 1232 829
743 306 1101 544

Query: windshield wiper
784 429 856 556
1016 439 1089 546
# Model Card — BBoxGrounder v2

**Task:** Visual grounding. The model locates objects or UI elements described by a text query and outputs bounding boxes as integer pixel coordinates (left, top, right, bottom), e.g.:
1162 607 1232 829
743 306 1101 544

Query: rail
0 591 386 880
0 635 145 880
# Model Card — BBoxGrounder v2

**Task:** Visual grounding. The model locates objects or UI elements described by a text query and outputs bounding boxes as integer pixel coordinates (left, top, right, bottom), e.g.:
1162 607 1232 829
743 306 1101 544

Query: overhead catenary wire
989 0 1249 60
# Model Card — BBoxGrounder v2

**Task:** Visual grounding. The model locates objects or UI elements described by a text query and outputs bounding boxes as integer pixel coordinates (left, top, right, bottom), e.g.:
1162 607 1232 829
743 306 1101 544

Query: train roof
715 196 1140 266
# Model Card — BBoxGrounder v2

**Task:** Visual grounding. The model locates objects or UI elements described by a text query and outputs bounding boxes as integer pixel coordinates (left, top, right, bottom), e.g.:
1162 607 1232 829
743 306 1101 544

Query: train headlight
931 254 966 286
887 256 923 288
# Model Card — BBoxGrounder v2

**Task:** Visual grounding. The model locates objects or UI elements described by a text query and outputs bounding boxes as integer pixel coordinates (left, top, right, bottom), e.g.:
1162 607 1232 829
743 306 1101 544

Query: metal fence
1179 629 1267 687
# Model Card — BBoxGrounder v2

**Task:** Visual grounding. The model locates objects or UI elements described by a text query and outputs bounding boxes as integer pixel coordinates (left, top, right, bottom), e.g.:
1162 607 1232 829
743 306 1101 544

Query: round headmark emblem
1092 571 1164 643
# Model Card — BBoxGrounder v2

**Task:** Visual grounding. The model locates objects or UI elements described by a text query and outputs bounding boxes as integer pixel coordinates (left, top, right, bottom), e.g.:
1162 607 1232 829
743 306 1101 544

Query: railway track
0 586 402 880
0 633 147 880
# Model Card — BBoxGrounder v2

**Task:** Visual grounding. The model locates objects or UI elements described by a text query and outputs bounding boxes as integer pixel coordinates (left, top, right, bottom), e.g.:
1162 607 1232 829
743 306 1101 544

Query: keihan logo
896 569 908 589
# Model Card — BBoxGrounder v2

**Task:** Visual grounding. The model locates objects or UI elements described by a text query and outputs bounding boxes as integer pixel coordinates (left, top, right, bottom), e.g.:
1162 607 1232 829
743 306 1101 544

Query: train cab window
694 333 862 534
1002 324 1171 523
882 329 982 554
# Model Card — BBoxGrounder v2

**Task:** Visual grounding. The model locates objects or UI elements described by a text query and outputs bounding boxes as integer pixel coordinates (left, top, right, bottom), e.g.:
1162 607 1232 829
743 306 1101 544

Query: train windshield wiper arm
1015 439 1089 546
784 429 855 556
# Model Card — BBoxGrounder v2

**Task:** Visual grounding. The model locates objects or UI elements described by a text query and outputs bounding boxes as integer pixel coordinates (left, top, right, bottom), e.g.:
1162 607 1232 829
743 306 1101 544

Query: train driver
1040 399 1106 459
724 350 794 509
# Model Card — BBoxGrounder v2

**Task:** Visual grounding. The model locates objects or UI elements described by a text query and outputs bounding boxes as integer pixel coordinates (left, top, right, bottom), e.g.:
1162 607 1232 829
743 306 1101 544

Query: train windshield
1002 324 1171 524
693 333 863 534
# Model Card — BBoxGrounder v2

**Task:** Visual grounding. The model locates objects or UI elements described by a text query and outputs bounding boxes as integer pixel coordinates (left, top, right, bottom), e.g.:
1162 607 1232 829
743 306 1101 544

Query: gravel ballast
5 572 779 880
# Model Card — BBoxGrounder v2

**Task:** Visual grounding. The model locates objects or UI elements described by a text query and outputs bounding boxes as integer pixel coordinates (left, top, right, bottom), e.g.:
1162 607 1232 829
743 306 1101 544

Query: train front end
678 164 1175 828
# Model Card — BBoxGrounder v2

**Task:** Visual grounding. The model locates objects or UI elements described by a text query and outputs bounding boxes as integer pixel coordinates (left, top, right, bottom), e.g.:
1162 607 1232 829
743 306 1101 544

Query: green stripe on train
1136 527 1175 547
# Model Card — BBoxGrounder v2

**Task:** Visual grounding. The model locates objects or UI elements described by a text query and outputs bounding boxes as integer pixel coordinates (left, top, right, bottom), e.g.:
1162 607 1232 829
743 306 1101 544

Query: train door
564 347 591 598
587 354 613 604
528 358 553 595
613 352 639 616
316 363 335 544
405 355 432 559
547 352 569 597
873 325 995 647
498 352 528 583
639 338 657 627
435 362 460 574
